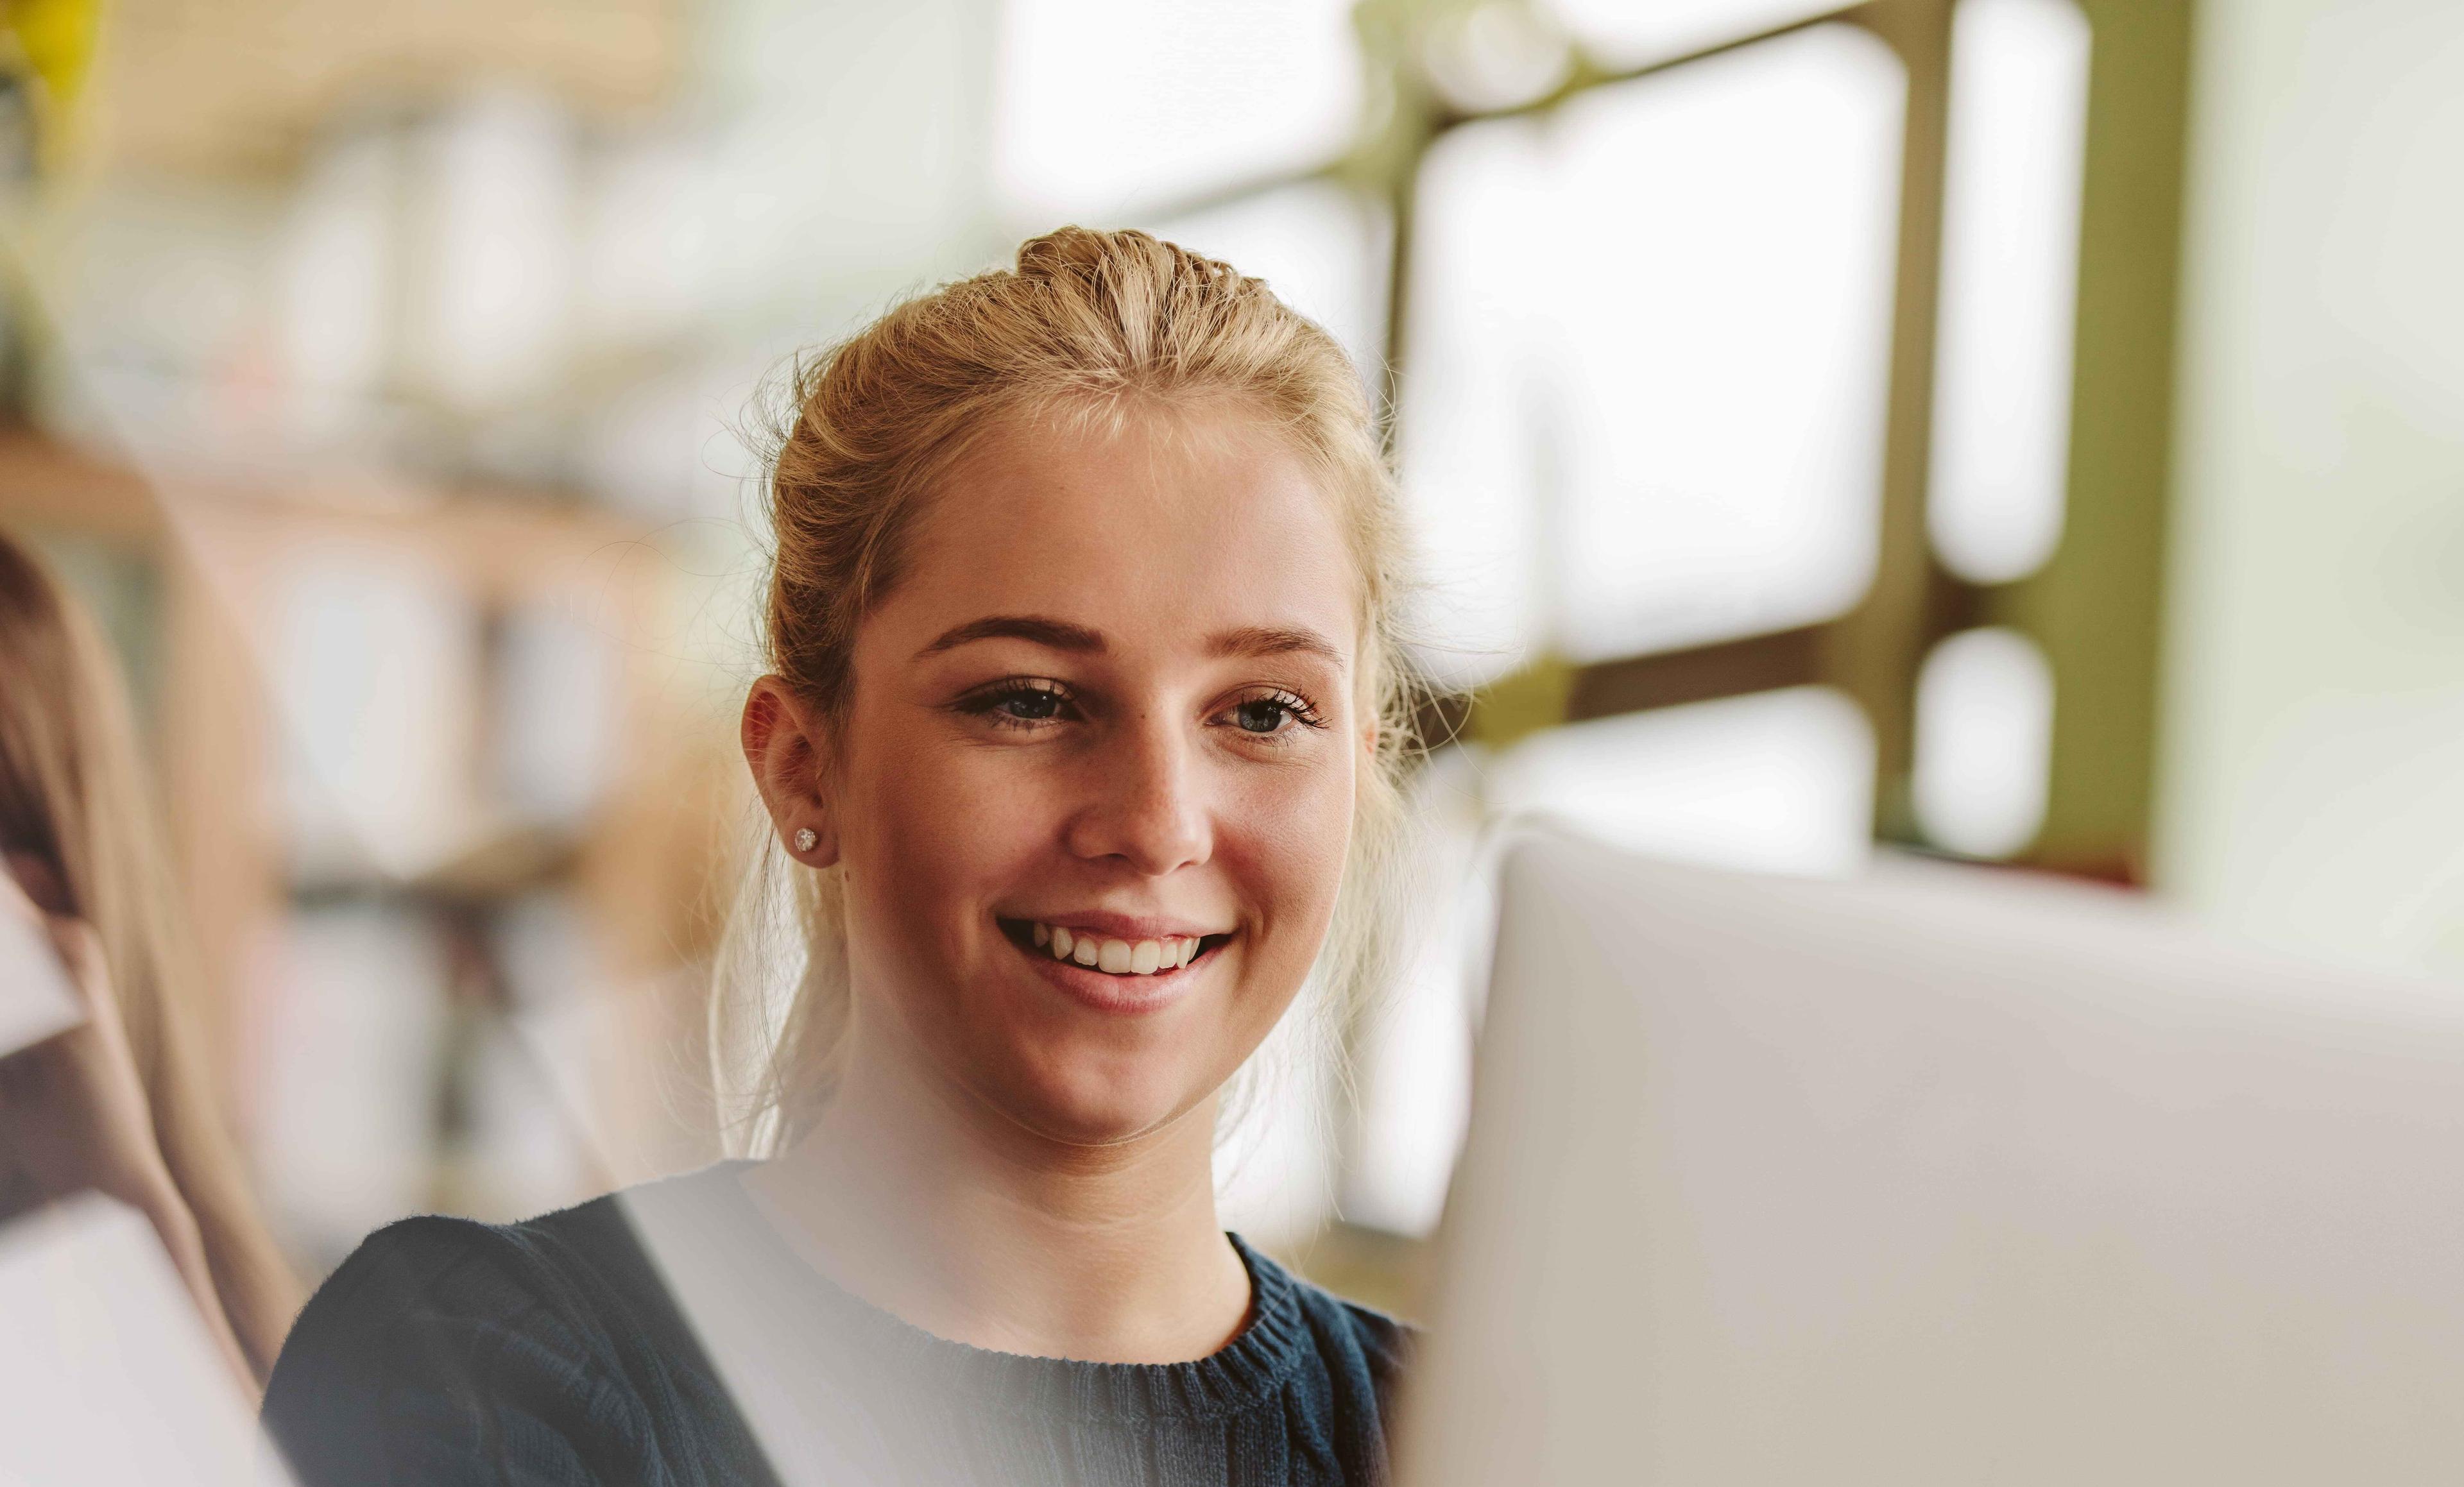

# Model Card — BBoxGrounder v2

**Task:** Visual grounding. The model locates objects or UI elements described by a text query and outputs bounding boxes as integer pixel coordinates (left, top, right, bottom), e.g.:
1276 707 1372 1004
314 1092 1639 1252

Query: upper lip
1007 911 1230 941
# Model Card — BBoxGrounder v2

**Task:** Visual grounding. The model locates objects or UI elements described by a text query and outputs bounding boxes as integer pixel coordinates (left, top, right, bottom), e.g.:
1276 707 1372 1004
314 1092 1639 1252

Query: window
1929 0 2092 584
1405 26 1906 677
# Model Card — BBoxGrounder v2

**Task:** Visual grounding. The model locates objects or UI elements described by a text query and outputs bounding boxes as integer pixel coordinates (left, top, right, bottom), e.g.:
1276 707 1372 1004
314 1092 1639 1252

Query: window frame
1134 0 2191 883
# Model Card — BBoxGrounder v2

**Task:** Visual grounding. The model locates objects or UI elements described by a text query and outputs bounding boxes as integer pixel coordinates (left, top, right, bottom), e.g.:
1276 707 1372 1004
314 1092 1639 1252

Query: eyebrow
916 615 1108 659
1205 625 1346 665
913 615 1346 666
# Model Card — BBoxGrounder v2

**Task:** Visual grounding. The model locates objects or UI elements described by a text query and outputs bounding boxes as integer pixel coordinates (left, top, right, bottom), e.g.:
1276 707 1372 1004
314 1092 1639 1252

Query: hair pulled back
715 226 1419 1149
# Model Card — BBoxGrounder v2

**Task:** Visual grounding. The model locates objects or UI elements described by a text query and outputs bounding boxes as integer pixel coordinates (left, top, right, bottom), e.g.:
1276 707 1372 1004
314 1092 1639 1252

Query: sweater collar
697 1160 1315 1423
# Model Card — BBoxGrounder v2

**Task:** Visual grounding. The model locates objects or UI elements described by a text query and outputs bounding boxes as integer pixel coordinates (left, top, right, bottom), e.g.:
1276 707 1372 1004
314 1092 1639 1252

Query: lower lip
1016 935 1211 1015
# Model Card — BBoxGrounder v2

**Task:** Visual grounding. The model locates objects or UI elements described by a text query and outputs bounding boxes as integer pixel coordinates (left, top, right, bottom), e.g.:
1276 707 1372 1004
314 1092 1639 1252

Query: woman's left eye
1232 699 1290 733
995 690 1063 721
1219 691 1325 737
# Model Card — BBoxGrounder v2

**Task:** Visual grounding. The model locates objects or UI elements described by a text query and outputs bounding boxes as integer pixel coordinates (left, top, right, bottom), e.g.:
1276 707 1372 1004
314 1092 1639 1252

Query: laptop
1402 828 2464 1484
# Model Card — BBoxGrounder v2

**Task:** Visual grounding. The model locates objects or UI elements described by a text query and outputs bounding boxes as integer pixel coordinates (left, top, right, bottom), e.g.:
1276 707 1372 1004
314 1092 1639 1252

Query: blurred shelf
287 820 585 908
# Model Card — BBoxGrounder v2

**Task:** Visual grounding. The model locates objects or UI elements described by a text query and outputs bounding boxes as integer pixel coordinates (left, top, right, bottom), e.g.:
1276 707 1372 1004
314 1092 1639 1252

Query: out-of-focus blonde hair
712 226 1419 1153
0 529 300 1381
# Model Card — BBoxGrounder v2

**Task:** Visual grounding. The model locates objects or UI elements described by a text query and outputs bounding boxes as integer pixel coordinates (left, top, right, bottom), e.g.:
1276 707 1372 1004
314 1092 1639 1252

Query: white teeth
1031 924 1213 976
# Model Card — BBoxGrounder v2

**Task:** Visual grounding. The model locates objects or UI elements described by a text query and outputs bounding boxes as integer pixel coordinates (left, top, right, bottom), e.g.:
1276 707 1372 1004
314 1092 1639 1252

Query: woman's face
799 407 1366 1146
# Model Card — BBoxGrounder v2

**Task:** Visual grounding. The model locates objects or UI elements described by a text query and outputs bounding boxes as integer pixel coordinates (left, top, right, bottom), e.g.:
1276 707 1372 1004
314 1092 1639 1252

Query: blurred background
0 0 2458 1317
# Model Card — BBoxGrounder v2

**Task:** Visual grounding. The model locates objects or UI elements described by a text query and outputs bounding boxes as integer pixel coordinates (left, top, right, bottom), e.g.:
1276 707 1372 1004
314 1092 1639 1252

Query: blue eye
998 689 1063 721
1222 690 1325 737
959 680 1076 728
1233 698 1291 734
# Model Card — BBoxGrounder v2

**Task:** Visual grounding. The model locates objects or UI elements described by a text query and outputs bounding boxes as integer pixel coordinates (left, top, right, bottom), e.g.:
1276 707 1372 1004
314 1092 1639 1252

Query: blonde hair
713 226 1419 1151
0 529 300 1381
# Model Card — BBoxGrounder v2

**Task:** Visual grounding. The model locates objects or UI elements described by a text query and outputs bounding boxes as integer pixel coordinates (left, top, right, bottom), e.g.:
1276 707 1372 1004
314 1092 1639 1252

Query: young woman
265 228 1422 1486
0 529 301 1389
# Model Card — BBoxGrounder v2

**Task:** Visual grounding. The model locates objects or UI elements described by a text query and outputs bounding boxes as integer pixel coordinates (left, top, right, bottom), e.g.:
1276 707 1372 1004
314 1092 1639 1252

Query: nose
1064 712 1212 876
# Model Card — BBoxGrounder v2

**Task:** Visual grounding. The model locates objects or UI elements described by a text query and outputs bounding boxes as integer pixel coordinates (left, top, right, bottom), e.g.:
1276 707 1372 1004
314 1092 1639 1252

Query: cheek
1224 754 1358 939
850 739 1052 908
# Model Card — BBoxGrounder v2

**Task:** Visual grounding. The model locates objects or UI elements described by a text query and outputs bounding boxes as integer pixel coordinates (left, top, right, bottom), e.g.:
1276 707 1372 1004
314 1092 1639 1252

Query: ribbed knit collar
695 1162 1313 1425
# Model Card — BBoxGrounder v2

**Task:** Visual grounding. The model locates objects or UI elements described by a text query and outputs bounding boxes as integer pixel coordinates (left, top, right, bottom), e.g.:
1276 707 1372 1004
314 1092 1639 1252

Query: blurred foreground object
1406 830 2464 1484
0 527 297 1380
0 879 77 1053
0 1193 291 1485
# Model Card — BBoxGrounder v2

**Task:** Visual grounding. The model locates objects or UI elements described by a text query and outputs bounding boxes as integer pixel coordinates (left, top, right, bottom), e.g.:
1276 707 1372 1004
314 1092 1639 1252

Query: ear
741 676 841 868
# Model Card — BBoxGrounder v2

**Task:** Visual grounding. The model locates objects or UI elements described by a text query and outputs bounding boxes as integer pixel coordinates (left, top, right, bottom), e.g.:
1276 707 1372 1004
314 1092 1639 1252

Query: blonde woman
0 529 300 1389
266 229 1421 1486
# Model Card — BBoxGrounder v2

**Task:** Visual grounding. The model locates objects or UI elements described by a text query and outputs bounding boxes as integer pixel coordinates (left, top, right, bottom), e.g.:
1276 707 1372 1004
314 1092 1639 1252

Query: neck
742 1019 1252 1364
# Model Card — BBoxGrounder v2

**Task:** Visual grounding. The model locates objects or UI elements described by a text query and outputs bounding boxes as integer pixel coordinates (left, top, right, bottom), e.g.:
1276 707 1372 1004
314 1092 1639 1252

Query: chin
941 934 1255 1146
994 1044 1220 1148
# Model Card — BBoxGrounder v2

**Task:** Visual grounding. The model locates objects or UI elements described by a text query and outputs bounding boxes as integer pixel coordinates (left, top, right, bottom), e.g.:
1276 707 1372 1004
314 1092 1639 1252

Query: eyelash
1220 688 1328 738
950 680 1330 738
957 679 1078 730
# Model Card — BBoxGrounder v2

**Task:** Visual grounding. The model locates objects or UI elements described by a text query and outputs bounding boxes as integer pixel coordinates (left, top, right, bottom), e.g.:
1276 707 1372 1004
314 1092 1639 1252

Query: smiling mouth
997 919 1232 978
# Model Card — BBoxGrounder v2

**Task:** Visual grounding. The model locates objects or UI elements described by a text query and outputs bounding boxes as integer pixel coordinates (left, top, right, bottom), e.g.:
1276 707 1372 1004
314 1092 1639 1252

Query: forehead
877 407 1362 660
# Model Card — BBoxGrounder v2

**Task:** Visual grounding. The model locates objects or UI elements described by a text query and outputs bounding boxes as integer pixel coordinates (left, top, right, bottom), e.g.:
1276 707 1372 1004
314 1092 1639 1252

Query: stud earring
792 828 817 853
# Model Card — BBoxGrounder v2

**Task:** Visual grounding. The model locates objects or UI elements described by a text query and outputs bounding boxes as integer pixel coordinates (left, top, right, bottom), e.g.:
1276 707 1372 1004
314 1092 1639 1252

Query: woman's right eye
957 681 1077 728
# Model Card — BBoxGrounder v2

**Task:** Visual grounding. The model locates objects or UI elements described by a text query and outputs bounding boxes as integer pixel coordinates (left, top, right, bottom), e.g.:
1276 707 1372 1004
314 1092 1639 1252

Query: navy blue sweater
263 1163 1411 1486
